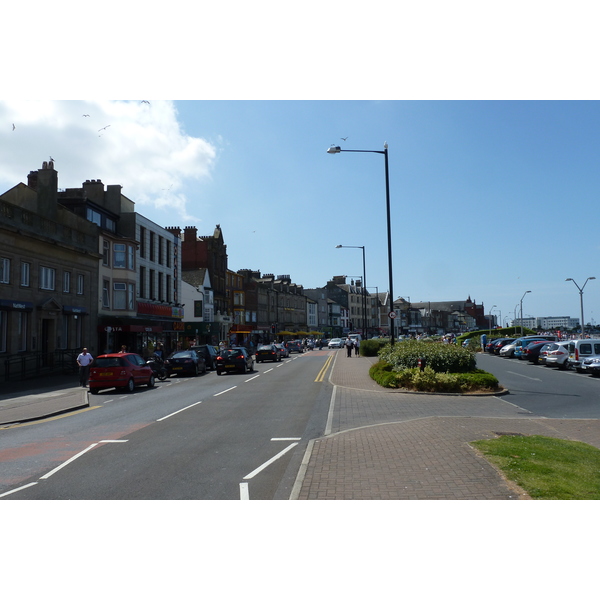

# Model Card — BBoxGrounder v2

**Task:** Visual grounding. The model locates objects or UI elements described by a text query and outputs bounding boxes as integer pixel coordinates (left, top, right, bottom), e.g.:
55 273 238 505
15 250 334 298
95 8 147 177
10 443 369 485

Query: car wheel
194 365 199 377
147 374 155 388
125 378 135 393
242 363 248 374
90 388 99 395
217 370 223 376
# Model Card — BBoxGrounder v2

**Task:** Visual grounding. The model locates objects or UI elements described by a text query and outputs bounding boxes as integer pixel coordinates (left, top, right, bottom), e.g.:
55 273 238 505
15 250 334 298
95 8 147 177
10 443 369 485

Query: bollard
417 357 426 371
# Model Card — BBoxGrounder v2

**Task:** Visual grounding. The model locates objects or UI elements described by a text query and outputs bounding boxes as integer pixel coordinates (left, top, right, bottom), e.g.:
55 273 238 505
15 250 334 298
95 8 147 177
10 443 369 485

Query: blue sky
3 100 600 327
2 4 600 328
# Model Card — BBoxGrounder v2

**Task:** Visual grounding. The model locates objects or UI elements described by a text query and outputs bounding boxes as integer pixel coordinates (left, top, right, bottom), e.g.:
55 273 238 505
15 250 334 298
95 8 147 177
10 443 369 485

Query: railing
1 349 80 383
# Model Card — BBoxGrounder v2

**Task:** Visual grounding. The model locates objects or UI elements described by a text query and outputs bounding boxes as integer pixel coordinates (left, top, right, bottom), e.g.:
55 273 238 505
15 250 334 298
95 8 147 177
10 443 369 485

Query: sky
3 99 600 327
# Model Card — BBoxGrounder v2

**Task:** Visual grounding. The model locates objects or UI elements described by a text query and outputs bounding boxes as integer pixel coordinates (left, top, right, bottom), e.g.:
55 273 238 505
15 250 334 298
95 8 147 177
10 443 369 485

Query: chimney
36 161 58 220
82 179 105 204
27 170 38 190
184 226 197 242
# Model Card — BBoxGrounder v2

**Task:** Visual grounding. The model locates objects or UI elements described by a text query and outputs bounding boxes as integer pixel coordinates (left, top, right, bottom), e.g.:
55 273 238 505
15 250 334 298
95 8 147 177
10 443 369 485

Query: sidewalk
291 350 600 499
0 374 89 426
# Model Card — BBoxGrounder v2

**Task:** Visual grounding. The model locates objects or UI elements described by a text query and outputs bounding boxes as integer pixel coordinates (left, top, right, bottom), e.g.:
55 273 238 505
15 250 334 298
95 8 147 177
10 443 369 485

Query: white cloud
0 100 216 221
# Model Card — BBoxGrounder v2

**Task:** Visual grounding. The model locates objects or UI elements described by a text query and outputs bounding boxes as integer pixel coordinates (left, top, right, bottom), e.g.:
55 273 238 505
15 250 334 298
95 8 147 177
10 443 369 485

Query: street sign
388 311 396 319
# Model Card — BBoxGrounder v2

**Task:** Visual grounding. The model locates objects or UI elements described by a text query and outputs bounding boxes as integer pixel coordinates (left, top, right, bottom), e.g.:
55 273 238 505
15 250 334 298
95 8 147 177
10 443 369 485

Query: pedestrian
354 338 360 356
76 347 94 387
345 337 353 357
119 345 127 353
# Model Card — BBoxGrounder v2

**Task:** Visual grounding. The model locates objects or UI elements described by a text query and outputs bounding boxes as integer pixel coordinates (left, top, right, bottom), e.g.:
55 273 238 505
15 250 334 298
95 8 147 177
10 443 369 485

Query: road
0 350 332 500
477 352 600 418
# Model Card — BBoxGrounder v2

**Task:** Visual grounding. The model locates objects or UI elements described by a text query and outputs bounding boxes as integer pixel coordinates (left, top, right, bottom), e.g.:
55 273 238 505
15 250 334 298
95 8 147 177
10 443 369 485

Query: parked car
486 338 511 353
88 353 155 394
287 341 304 353
493 338 515 354
328 338 343 348
567 339 600 372
190 345 219 370
579 357 600 376
164 350 207 377
522 340 550 364
500 335 558 358
275 343 290 358
216 347 254 375
540 341 570 369
256 344 281 363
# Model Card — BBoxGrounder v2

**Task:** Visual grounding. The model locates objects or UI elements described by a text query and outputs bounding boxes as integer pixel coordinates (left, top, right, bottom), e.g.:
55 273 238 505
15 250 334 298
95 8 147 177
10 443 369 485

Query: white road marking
245 375 260 382
156 401 202 421
239 482 249 500
271 437 301 441
0 481 38 498
40 443 98 479
213 386 237 396
99 440 128 443
243 443 298 480
507 371 541 381
263 368 274 373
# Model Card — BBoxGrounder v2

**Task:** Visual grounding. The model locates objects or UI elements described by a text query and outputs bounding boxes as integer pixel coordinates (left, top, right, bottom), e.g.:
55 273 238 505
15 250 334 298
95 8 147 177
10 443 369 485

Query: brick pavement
291 349 600 500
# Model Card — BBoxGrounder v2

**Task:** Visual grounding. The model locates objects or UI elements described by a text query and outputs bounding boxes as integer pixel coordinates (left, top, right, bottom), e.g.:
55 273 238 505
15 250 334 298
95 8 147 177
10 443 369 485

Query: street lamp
566 277 596 338
328 142 395 345
520 291 531 336
336 245 367 339
488 304 497 336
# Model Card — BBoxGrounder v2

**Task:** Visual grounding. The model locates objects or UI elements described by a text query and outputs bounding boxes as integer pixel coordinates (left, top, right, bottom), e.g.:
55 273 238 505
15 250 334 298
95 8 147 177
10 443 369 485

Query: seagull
82 114 90 117
98 125 111 131
49 156 55 162
12 123 15 130
341 137 348 141
141 100 150 104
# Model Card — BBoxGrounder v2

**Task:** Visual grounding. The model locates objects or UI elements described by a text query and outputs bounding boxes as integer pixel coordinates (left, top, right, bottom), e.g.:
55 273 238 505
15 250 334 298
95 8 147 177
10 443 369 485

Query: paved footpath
292 350 600 500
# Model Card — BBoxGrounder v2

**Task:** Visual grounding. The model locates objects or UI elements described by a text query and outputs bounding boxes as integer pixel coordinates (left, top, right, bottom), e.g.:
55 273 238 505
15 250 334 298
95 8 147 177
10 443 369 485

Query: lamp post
489 304 497 336
520 291 531 336
566 277 596 338
336 245 367 339
328 142 395 345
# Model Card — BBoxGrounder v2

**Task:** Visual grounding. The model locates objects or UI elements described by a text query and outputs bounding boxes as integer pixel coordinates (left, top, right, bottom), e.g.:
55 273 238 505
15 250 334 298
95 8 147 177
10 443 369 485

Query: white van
567 339 600 372
348 334 362 343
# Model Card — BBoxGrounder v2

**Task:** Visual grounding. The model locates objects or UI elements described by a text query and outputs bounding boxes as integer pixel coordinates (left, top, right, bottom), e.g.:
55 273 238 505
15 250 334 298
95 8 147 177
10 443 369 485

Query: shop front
182 321 220 347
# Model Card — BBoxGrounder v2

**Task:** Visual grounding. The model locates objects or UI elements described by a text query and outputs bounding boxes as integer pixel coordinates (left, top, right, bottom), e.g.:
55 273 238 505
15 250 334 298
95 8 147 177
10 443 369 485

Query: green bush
378 340 476 373
361 338 389 357
369 360 399 388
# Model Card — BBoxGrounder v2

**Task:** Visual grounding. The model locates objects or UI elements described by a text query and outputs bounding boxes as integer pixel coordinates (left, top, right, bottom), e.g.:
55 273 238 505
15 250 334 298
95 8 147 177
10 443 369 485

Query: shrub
378 340 476 373
361 338 388 357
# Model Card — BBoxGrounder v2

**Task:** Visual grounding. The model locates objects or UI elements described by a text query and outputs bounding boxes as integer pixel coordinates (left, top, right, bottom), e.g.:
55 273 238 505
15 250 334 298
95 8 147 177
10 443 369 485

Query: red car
88 353 155 394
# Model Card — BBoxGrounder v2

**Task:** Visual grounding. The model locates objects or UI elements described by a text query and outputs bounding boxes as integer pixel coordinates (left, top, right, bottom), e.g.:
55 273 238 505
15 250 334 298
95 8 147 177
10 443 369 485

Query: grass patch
471 435 600 499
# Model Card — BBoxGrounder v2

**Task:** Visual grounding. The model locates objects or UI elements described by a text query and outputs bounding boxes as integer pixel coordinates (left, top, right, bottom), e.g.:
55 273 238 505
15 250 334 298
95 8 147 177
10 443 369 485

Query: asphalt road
477 352 600 418
0 350 331 500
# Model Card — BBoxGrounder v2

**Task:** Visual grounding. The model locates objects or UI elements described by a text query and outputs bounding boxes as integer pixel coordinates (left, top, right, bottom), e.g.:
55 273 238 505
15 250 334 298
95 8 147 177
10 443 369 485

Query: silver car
328 338 343 348
540 341 570 369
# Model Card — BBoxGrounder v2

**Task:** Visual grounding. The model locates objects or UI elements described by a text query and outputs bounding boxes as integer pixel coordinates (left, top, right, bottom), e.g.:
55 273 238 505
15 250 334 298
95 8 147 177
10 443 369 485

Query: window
166 275 171 303
113 243 126 268
158 236 163 265
194 300 203 317
158 272 164 301
102 280 110 307
0 310 6 353
139 266 146 298
128 283 135 310
59 315 68 350
77 274 84 295
0 257 9 284
166 240 171 267
149 231 155 262
128 245 135 270
149 269 155 299
40 266 56 290
18 312 28 351
103 240 110 266
105 217 116 232
113 282 127 309
21 262 30 287
86 207 102 226
63 271 71 293
139 226 146 258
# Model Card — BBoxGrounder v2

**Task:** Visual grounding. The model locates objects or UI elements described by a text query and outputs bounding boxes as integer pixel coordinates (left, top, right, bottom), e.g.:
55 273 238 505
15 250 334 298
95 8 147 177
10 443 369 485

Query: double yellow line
314 354 333 382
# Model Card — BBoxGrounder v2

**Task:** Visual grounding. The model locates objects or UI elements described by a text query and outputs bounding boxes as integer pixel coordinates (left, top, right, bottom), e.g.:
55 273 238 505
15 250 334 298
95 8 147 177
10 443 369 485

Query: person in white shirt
76 348 94 387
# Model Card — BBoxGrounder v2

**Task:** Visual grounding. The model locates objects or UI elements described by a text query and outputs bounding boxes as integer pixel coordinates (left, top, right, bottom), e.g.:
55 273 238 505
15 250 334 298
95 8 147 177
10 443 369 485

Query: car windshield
171 351 194 358
222 349 243 358
258 345 273 350
95 357 126 367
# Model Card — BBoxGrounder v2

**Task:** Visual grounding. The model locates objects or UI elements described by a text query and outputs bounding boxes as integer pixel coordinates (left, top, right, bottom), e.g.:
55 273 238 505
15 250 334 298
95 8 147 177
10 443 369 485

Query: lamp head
327 146 341 154
566 278 573 282
335 245 342 248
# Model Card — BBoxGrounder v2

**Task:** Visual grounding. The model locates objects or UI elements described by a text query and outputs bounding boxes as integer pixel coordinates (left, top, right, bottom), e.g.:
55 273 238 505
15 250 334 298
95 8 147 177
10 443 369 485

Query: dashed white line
40 443 98 479
157 401 202 421
239 482 249 500
0 482 38 498
214 386 237 396
243 443 298 480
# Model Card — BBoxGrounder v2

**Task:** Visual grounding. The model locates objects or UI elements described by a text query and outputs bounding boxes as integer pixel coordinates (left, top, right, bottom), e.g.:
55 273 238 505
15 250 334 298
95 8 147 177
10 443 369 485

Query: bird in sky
341 137 348 141
12 123 15 130
141 100 150 104
49 156 55 162
82 114 90 117
98 125 111 131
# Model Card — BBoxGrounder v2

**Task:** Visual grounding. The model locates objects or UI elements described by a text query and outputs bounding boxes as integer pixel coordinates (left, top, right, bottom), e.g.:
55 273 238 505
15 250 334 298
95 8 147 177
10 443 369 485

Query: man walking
345 337 353 357
77 348 94 387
